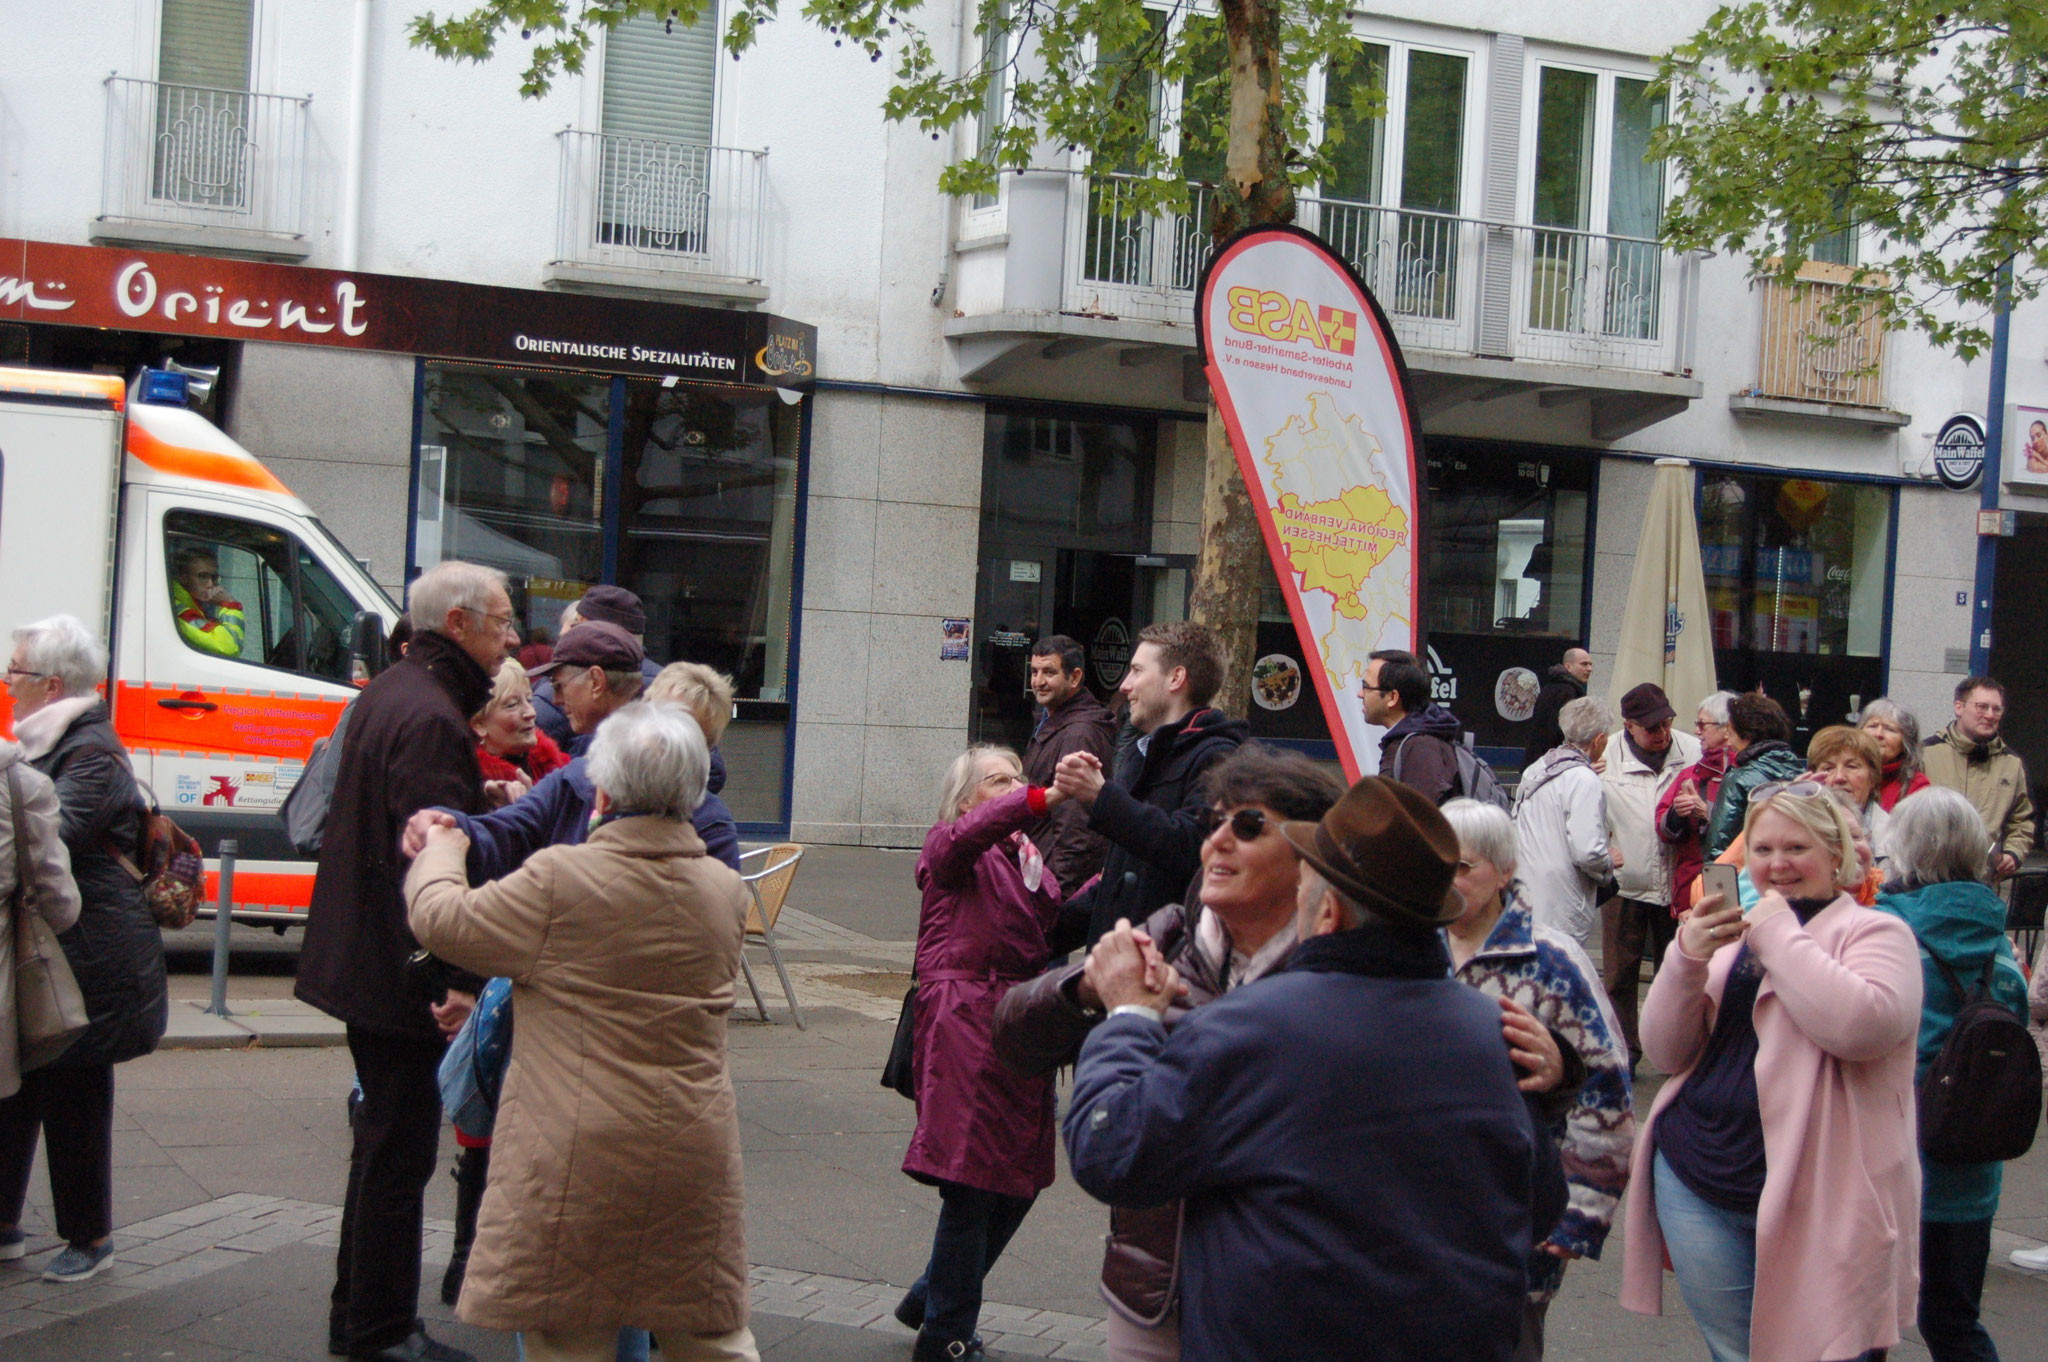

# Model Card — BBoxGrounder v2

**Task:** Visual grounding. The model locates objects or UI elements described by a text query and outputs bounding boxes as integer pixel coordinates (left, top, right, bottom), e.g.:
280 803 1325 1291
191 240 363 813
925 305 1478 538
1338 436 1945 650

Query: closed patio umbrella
1610 458 1717 732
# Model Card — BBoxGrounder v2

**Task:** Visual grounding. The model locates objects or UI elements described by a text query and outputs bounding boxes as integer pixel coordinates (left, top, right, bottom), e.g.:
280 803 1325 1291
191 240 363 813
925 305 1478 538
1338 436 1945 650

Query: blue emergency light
136 368 190 407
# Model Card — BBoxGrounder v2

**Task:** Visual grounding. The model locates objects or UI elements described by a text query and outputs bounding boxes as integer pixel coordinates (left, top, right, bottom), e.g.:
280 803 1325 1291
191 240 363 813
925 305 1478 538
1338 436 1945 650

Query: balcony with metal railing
948 170 1705 440
1729 261 1907 429
1060 173 1691 377
93 76 312 259
543 130 770 306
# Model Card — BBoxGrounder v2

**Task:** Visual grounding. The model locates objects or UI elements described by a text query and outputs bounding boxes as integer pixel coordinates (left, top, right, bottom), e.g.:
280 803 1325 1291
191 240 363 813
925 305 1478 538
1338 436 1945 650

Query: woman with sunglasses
1441 798 1632 1361
1621 783 1922 1362
899 744 1071 1362
991 743 1344 1362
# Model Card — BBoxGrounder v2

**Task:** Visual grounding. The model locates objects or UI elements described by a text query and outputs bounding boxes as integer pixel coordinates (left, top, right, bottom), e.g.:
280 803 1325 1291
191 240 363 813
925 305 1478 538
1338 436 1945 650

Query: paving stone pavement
0 1191 1106 1360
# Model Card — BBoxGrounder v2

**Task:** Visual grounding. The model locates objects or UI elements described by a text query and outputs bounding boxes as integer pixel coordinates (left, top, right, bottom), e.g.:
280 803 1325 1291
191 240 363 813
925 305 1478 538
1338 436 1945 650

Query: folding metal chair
2007 868 2048 974
737 844 806 1029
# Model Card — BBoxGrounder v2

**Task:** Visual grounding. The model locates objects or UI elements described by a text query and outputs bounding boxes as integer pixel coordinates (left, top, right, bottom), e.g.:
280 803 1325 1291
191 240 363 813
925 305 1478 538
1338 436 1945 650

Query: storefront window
980 412 1152 550
1699 471 1892 738
1426 444 1589 640
971 410 1157 747
414 365 609 630
1422 442 1594 756
413 362 803 825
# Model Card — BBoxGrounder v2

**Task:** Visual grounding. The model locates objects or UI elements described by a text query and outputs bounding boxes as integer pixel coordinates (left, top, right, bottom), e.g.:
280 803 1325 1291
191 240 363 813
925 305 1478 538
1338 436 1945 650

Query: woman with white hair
1512 696 1619 948
0 614 168 1283
1876 786 2027 1355
1441 798 1633 1360
405 702 759 1362
1621 782 1921 1362
1858 697 1932 812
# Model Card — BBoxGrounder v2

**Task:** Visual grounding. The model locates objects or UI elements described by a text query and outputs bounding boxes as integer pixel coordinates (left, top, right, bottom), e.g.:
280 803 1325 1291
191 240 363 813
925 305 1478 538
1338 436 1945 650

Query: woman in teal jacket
1701 692 1805 860
1877 786 2028 1362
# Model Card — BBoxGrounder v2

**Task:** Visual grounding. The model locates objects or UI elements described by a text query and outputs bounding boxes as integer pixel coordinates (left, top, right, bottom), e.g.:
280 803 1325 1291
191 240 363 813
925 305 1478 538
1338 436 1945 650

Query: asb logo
1225 288 1357 355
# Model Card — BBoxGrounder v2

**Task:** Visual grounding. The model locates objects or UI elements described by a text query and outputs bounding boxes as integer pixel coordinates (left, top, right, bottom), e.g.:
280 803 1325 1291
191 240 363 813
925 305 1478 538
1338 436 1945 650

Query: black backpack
1913 934 2041 1165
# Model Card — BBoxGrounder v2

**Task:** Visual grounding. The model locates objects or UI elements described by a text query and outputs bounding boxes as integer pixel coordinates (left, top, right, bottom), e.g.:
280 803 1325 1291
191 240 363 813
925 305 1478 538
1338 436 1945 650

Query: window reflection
1699 474 1890 659
1425 445 1589 639
414 365 608 617
616 380 799 701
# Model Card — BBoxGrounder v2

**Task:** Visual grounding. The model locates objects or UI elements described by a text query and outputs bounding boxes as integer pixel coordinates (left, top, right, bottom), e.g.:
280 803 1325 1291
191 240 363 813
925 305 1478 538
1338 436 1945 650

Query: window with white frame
970 9 1009 210
1316 37 1471 322
153 0 255 208
598 8 721 254
1526 60 1666 338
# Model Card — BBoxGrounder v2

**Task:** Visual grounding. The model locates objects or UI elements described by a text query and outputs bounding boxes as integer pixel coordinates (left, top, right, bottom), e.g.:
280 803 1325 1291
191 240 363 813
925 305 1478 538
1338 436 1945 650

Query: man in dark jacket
401 622 740 874
1021 635 1118 895
1064 778 1551 1362
1052 621 1247 947
1522 647 1592 769
296 561 516 1362
533 586 663 754
1366 649 1465 805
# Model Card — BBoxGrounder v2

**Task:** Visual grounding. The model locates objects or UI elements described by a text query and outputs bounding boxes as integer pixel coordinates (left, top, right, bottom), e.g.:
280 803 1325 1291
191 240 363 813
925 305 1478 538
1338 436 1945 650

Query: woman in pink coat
898 744 1067 1362
1620 781 1922 1362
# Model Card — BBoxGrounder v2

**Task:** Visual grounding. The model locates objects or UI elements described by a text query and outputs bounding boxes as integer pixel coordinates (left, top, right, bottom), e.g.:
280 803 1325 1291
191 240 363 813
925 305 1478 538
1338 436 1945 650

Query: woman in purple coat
897 744 1068 1362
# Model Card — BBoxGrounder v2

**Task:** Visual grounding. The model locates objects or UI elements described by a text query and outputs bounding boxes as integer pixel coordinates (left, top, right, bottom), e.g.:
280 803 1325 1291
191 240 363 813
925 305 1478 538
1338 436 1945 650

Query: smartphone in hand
1700 862 1744 911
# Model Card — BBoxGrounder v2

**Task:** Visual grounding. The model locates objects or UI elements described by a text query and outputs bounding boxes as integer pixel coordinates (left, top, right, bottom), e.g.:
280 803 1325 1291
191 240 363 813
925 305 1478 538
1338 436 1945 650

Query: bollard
206 840 237 1018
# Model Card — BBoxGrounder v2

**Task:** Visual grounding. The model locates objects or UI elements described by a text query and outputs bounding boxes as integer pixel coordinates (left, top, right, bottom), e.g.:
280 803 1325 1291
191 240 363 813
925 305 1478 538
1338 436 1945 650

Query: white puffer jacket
1513 747 1614 946
1600 730 1700 908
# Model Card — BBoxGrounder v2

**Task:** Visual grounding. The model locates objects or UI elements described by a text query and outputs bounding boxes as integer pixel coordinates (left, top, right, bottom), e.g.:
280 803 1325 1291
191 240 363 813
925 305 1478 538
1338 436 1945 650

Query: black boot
912 1330 985 1361
440 1144 490 1307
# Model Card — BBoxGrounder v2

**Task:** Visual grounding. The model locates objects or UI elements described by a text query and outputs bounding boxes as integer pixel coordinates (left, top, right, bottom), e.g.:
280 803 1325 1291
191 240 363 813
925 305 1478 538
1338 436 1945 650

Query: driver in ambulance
170 544 247 657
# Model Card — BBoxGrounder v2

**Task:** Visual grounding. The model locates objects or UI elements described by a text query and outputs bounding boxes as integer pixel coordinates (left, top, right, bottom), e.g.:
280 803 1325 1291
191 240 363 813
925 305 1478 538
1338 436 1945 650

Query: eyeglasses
464 607 519 635
1201 807 1270 841
3 667 49 681
979 770 1022 789
189 572 221 584
1752 779 1827 803
1456 859 1486 874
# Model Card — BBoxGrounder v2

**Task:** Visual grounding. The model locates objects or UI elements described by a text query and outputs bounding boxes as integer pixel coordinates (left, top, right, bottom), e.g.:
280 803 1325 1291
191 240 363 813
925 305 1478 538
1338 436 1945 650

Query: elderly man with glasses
296 560 518 1362
1599 683 1702 1072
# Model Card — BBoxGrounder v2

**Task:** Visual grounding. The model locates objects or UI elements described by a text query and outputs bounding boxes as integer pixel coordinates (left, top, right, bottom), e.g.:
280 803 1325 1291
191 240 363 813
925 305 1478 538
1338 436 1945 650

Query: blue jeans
904 1182 1036 1344
1654 1152 1756 1362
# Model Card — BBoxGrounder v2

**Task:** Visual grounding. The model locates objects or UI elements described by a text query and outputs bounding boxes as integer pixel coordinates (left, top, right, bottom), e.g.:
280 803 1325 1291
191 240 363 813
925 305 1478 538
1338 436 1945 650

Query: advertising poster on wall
2009 403 2048 493
1197 226 1423 780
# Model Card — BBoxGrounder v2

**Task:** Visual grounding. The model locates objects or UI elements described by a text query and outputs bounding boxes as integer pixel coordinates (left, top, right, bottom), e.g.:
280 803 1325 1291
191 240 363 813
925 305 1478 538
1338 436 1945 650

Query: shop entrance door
970 547 1192 751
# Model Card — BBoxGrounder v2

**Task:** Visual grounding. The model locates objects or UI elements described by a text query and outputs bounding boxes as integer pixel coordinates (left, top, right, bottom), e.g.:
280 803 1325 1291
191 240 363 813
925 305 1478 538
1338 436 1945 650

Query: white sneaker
2010 1244 2048 1271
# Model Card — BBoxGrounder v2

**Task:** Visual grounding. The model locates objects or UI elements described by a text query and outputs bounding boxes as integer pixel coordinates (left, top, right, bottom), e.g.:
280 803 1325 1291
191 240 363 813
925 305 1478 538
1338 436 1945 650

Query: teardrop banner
1196 224 1423 781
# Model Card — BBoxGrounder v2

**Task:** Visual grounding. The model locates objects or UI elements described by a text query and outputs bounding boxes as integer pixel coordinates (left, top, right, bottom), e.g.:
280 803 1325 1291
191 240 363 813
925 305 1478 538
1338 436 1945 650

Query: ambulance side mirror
349 612 388 685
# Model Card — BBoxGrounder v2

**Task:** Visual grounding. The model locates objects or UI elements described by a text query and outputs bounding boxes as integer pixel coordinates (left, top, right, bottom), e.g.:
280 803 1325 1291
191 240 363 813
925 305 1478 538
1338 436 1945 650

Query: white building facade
4 0 2043 843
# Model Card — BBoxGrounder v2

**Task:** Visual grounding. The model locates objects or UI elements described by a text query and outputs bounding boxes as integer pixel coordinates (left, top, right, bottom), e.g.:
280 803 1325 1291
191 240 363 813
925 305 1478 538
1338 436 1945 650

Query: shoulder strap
1905 923 1978 1005
1388 735 1408 782
8 764 35 914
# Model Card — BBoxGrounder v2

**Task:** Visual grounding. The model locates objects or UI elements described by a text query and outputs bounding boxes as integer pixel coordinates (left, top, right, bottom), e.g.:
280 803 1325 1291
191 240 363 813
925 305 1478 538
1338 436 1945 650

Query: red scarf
1876 760 1929 812
475 729 570 785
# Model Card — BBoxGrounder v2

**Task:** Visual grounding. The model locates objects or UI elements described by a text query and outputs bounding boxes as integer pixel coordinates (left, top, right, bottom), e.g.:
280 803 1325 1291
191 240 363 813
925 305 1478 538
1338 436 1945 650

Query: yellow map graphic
1261 393 1412 694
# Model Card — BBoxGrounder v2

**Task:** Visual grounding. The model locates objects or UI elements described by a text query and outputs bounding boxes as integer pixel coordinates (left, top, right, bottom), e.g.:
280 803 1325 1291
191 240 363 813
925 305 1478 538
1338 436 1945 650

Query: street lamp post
1971 256 2013 678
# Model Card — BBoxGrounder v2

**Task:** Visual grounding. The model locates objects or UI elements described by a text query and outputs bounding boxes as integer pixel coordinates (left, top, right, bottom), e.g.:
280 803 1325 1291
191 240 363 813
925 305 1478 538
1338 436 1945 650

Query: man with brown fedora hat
1062 776 1559 1362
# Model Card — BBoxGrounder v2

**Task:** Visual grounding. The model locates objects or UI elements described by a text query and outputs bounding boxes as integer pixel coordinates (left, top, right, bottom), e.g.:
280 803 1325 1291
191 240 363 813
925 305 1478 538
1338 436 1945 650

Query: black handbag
881 980 917 1100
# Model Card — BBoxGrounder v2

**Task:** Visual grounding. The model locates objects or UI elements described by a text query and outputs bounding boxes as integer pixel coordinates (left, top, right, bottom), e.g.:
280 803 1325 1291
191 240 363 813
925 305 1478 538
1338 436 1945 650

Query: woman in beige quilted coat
406 701 755 1362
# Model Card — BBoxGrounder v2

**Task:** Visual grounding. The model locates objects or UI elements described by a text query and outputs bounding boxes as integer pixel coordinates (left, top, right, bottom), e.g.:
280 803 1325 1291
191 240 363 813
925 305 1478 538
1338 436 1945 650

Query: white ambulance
0 365 400 923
